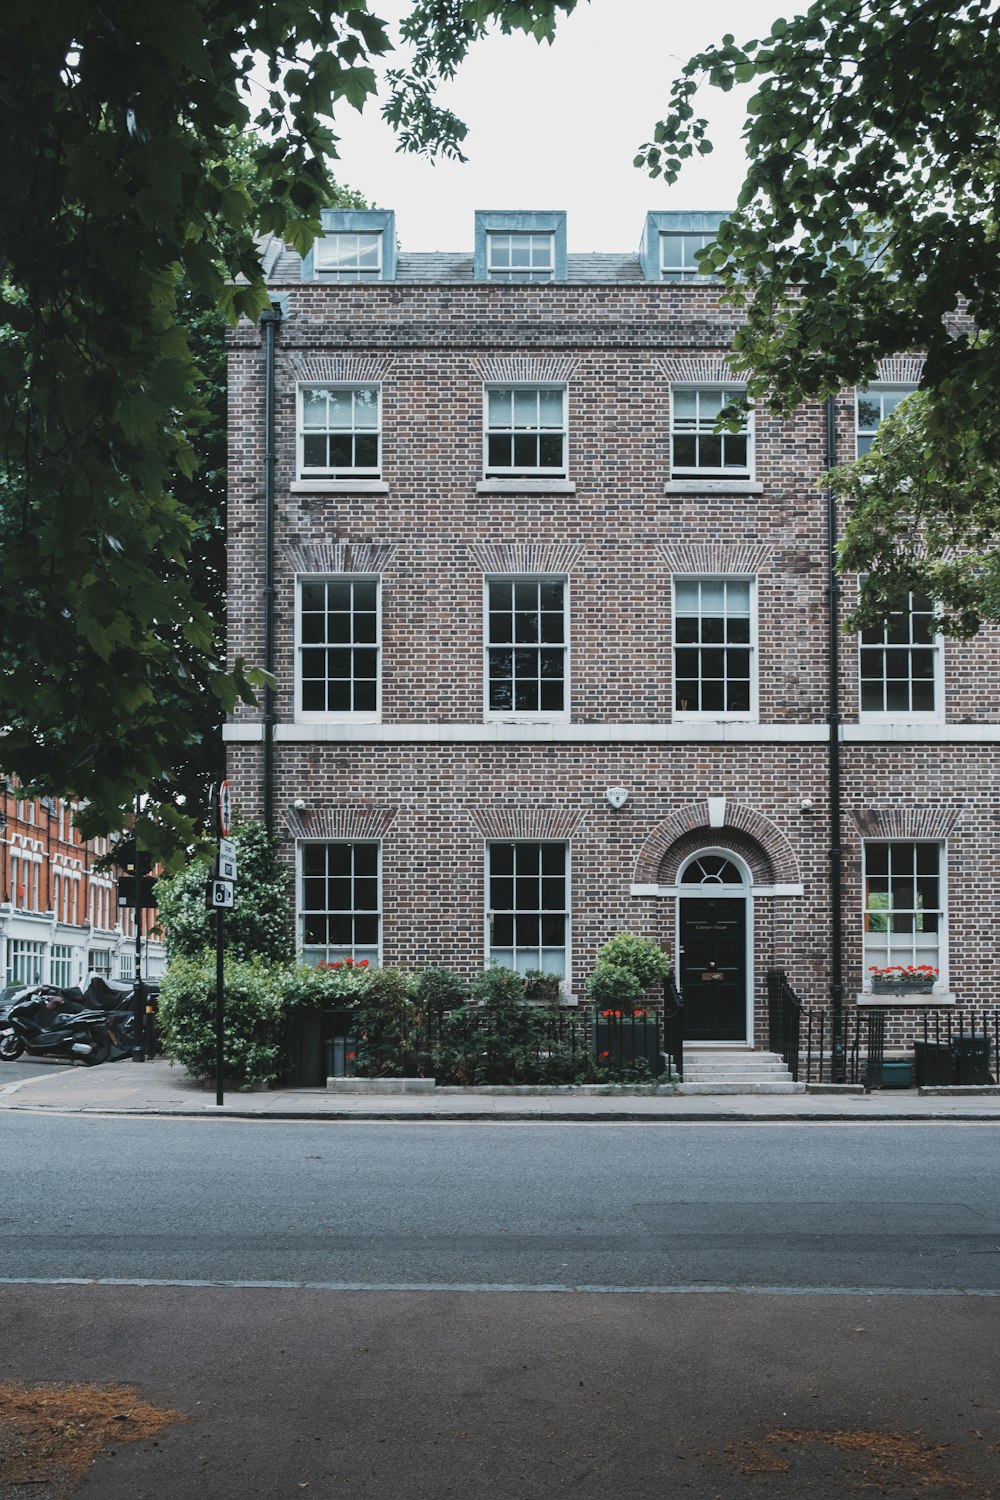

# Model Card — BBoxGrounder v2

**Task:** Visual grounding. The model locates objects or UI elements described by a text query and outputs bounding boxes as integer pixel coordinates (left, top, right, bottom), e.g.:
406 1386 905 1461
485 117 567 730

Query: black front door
679 898 747 1042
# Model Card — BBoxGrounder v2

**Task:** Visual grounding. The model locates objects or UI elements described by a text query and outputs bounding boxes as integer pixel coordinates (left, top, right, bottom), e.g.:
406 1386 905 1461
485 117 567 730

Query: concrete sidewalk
2 1056 1000 1120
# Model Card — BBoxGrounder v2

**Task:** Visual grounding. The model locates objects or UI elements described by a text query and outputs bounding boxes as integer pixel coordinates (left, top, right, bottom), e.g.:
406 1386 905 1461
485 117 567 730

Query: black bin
951 1036 992 1086
913 1041 952 1087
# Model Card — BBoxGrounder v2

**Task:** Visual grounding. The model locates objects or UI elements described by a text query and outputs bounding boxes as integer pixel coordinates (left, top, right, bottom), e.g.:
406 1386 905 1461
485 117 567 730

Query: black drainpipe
826 394 846 1082
260 301 283 835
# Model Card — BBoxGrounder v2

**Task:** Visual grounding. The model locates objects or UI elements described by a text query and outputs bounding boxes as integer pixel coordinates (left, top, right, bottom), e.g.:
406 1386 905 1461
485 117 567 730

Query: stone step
683 1058 790 1072
683 1065 793 1078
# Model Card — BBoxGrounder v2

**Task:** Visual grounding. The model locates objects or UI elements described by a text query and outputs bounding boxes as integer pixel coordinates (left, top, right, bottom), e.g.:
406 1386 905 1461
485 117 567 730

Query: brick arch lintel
633 801 800 885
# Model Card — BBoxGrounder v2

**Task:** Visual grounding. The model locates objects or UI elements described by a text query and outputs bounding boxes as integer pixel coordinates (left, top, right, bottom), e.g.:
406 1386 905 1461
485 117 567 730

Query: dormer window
303 210 396 282
660 231 716 282
486 232 555 283
474 212 567 283
315 232 382 281
641 212 728 283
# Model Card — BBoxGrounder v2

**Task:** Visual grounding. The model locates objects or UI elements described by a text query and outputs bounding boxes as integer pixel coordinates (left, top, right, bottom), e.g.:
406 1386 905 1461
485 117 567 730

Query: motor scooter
0 986 120 1065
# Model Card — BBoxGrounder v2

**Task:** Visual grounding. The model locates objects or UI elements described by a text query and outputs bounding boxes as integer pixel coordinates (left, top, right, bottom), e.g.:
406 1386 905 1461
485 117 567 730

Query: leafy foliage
636 0 1000 624
435 978 595 1086
0 0 580 853
594 933 670 990
158 954 288 1090
833 392 1000 636
586 963 644 1007
155 820 293 963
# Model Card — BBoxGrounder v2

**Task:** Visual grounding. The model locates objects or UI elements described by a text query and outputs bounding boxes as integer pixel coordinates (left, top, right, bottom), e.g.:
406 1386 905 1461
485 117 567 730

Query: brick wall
225 274 1000 1048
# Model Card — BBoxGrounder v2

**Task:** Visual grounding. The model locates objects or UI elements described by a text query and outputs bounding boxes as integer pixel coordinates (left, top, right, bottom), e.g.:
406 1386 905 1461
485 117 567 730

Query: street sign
217 780 233 838
206 878 235 909
216 838 237 882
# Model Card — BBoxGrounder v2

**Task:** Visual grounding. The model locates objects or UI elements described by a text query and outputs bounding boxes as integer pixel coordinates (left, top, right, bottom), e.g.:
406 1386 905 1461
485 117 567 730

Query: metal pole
215 906 225 1108
826 394 846 1083
131 792 145 1061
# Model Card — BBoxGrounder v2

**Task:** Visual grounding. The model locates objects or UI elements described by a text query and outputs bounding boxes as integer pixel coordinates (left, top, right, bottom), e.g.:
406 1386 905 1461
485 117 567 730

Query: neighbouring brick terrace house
223 206 1000 1061
0 777 166 989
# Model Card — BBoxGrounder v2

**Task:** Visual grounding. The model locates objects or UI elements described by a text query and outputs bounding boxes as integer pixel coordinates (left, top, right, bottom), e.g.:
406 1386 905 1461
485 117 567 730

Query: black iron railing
767 968 1000 1088
320 1001 665 1084
662 971 683 1082
767 967 802 1080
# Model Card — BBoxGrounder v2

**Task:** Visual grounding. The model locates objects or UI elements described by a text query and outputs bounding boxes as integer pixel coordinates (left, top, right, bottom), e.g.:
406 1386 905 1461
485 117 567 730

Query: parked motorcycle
0 983 136 1065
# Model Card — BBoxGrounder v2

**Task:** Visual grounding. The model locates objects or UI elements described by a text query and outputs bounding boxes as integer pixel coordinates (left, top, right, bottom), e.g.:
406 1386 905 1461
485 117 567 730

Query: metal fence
766 968 1000 1088
318 1001 665 1084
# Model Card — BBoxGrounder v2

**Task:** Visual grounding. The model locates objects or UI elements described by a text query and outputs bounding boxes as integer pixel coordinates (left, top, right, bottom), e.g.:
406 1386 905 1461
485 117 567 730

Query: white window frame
298 841 382 967
855 384 916 457
50 944 74 988
314 231 383 280
297 384 382 480
483 575 569 721
858 590 943 722
7 938 44 986
483 384 568 480
485 840 569 979
486 231 555 283
672 575 758 721
659 231 716 282
862 840 945 991
670 385 752 479
296 574 381 723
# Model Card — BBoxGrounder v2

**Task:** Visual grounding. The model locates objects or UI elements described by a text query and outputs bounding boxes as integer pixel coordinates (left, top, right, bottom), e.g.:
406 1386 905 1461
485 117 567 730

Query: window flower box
869 965 938 995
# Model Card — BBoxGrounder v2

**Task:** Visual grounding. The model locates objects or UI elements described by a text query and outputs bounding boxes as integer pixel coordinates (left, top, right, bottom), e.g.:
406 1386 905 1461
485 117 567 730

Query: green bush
586 962 645 1007
158 954 289 1089
594 933 670 990
412 965 469 1014
351 967 429 1077
523 969 563 1003
155 819 294 963
436 968 595 1086
470 965 525 1006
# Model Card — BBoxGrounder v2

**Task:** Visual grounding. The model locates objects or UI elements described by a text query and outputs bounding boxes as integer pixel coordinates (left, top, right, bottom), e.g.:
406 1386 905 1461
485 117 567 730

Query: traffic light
117 874 158 909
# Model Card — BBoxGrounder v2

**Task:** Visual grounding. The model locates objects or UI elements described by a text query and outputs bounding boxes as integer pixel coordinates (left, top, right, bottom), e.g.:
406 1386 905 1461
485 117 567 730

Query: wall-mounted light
800 797 814 812
605 786 629 810
293 798 307 811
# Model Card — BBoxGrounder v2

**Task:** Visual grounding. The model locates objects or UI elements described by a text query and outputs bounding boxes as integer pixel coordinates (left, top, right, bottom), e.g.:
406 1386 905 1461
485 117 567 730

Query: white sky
326 0 787 253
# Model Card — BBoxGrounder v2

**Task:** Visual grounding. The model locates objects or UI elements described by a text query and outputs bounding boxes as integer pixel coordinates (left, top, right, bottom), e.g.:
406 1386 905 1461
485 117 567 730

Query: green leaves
2 1 584 848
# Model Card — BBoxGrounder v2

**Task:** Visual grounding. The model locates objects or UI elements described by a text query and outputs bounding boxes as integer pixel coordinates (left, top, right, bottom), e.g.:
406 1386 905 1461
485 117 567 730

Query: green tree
637 0 1000 626
0 0 579 857
155 820 294 964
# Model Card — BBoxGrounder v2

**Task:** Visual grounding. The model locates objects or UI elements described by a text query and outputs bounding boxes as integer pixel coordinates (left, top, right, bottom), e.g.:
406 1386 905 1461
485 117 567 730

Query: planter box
871 978 936 995
593 1019 663 1077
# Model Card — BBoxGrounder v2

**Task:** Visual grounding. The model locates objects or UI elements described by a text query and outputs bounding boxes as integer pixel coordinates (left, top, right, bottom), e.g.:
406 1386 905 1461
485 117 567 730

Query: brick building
0 777 165 989
223 207 1000 1057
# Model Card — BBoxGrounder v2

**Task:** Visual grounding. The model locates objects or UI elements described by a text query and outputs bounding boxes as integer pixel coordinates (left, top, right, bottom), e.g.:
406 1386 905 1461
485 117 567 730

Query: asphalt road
2 1115 1000 1289
2 1118 999 1499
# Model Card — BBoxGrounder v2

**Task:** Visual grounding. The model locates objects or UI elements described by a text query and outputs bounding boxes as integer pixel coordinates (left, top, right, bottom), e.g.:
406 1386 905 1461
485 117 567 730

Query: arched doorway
677 850 751 1043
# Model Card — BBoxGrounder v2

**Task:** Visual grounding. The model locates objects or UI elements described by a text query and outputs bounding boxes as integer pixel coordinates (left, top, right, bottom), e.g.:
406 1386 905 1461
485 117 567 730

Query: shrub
436 966 594 1085
594 933 670 990
155 819 294 963
412 965 470 1015
470 965 525 1006
523 969 563 1003
158 954 288 1089
351 967 429 1077
283 959 372 1009
586 963 644 1007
